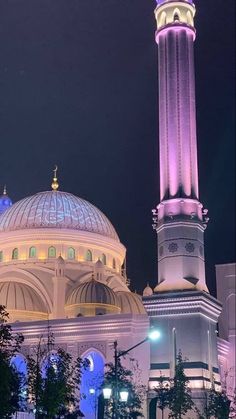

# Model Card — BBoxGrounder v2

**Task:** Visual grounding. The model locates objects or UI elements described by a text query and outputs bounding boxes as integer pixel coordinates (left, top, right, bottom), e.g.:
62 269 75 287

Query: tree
168 351 194 419
153 373 170 419
27 328 88 418
229 389 236 417
207 388 231 419
103 355 146 418
0 305 24 418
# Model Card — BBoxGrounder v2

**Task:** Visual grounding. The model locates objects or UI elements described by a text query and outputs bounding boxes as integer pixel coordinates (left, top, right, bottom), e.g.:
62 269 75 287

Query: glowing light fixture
103 386 112 400
89 388 95 394
120 389 129 402
148 329 161 341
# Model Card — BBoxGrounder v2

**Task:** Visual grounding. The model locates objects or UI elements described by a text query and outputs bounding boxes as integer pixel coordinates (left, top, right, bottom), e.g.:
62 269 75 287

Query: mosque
0 0 235 418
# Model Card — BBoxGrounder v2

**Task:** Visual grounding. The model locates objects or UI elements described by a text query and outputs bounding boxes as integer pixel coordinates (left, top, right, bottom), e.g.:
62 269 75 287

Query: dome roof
117 291 146 315
66 278 119 307
0 191 119 241
0 282 48 313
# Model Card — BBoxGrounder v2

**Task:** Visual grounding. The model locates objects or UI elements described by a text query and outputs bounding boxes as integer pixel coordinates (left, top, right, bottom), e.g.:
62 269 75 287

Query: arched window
101 253 106 265
160 11 166 27
86 249 92 262
80 351 104 417
10 354 27 410
12 248 18 260
67 247 75 260
29 246 36 258
186 10 193 26
174 13 179 21
112 258 116 270
173 8 180 22
48 246 56 258
0 251 3 262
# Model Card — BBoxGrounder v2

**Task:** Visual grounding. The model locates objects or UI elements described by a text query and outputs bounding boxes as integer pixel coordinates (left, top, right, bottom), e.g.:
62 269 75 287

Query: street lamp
112 328 161 418
102 386 129 402
119 389 129 403
148 329 161 341
103 385 112 400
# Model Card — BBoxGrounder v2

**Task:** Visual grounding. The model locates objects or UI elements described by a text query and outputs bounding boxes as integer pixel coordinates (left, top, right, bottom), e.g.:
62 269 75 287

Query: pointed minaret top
51 165 59 191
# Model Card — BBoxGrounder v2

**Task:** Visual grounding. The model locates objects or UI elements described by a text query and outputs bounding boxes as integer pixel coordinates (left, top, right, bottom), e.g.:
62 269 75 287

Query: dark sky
0 0 235 296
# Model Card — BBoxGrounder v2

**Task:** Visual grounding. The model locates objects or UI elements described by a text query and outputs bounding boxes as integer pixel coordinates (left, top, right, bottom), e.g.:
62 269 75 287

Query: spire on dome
3 185 7 195
51 165 59 191
143 283 153 297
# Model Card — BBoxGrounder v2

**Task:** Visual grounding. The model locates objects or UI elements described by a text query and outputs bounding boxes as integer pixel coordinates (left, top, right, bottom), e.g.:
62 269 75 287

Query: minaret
143 1 222 414
152 0 209 292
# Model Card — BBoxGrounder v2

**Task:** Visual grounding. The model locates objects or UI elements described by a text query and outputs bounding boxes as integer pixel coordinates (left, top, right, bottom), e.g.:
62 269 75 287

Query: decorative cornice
11 313 149 344
143 291 221 321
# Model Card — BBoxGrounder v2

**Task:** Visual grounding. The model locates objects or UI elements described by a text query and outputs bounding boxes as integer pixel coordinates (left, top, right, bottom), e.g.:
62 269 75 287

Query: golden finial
3 185 7 195
51 165 59 191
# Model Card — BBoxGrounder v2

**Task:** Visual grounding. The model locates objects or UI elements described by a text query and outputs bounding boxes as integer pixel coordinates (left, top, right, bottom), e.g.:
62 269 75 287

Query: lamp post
111 329 161 418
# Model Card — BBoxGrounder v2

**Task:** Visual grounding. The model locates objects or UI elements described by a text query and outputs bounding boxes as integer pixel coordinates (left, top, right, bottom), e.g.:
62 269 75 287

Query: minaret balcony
155 0 196 33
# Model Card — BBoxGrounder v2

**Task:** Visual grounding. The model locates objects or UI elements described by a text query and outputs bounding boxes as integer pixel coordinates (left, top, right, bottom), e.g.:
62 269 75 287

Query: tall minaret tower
143 1 222 415
152 0 209 292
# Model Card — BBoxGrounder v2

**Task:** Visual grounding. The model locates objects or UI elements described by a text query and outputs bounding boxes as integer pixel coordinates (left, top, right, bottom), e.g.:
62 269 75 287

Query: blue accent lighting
0 193 12 215
80 351 104 418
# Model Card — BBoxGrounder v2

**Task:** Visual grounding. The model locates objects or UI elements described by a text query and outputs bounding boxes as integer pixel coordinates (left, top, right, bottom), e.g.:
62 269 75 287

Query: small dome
143 283 153 297
117 291 146 315
0 190 119 241
0 188 12 215
0 282 48 313
67 278 119 307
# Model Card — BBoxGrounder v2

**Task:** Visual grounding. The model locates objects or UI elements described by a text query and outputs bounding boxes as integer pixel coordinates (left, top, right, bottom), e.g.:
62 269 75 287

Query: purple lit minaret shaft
158 20 198 200
152 0 209 292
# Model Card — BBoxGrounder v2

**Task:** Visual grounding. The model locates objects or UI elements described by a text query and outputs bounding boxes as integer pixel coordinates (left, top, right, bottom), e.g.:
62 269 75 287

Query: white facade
216 263 236 400
0 189 150 418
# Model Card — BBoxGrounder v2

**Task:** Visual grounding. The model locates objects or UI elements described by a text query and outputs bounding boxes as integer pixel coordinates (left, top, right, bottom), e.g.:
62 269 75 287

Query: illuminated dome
117 291 146 315
65 277 121 317
0 281 48 321
0 191 119 241
0 187 12 215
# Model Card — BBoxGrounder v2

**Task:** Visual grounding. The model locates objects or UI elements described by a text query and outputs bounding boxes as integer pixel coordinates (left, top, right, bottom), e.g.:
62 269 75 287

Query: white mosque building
0 0 235 418
0 176 150 418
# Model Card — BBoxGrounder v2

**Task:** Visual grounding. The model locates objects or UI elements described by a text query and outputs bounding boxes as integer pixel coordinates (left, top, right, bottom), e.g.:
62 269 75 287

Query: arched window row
0 247 118 270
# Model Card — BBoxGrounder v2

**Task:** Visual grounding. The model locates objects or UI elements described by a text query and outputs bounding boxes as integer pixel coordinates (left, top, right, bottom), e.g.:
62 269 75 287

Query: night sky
0 0 234 295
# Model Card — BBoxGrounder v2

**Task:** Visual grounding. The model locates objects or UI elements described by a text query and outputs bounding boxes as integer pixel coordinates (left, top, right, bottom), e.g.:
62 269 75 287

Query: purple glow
156 27 198 202
156 0 194 4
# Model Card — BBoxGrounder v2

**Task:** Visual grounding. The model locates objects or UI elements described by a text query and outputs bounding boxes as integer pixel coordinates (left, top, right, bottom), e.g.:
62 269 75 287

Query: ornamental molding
78 341 106 357
11 314 149 342
185 242 195 253
143 294 221 320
